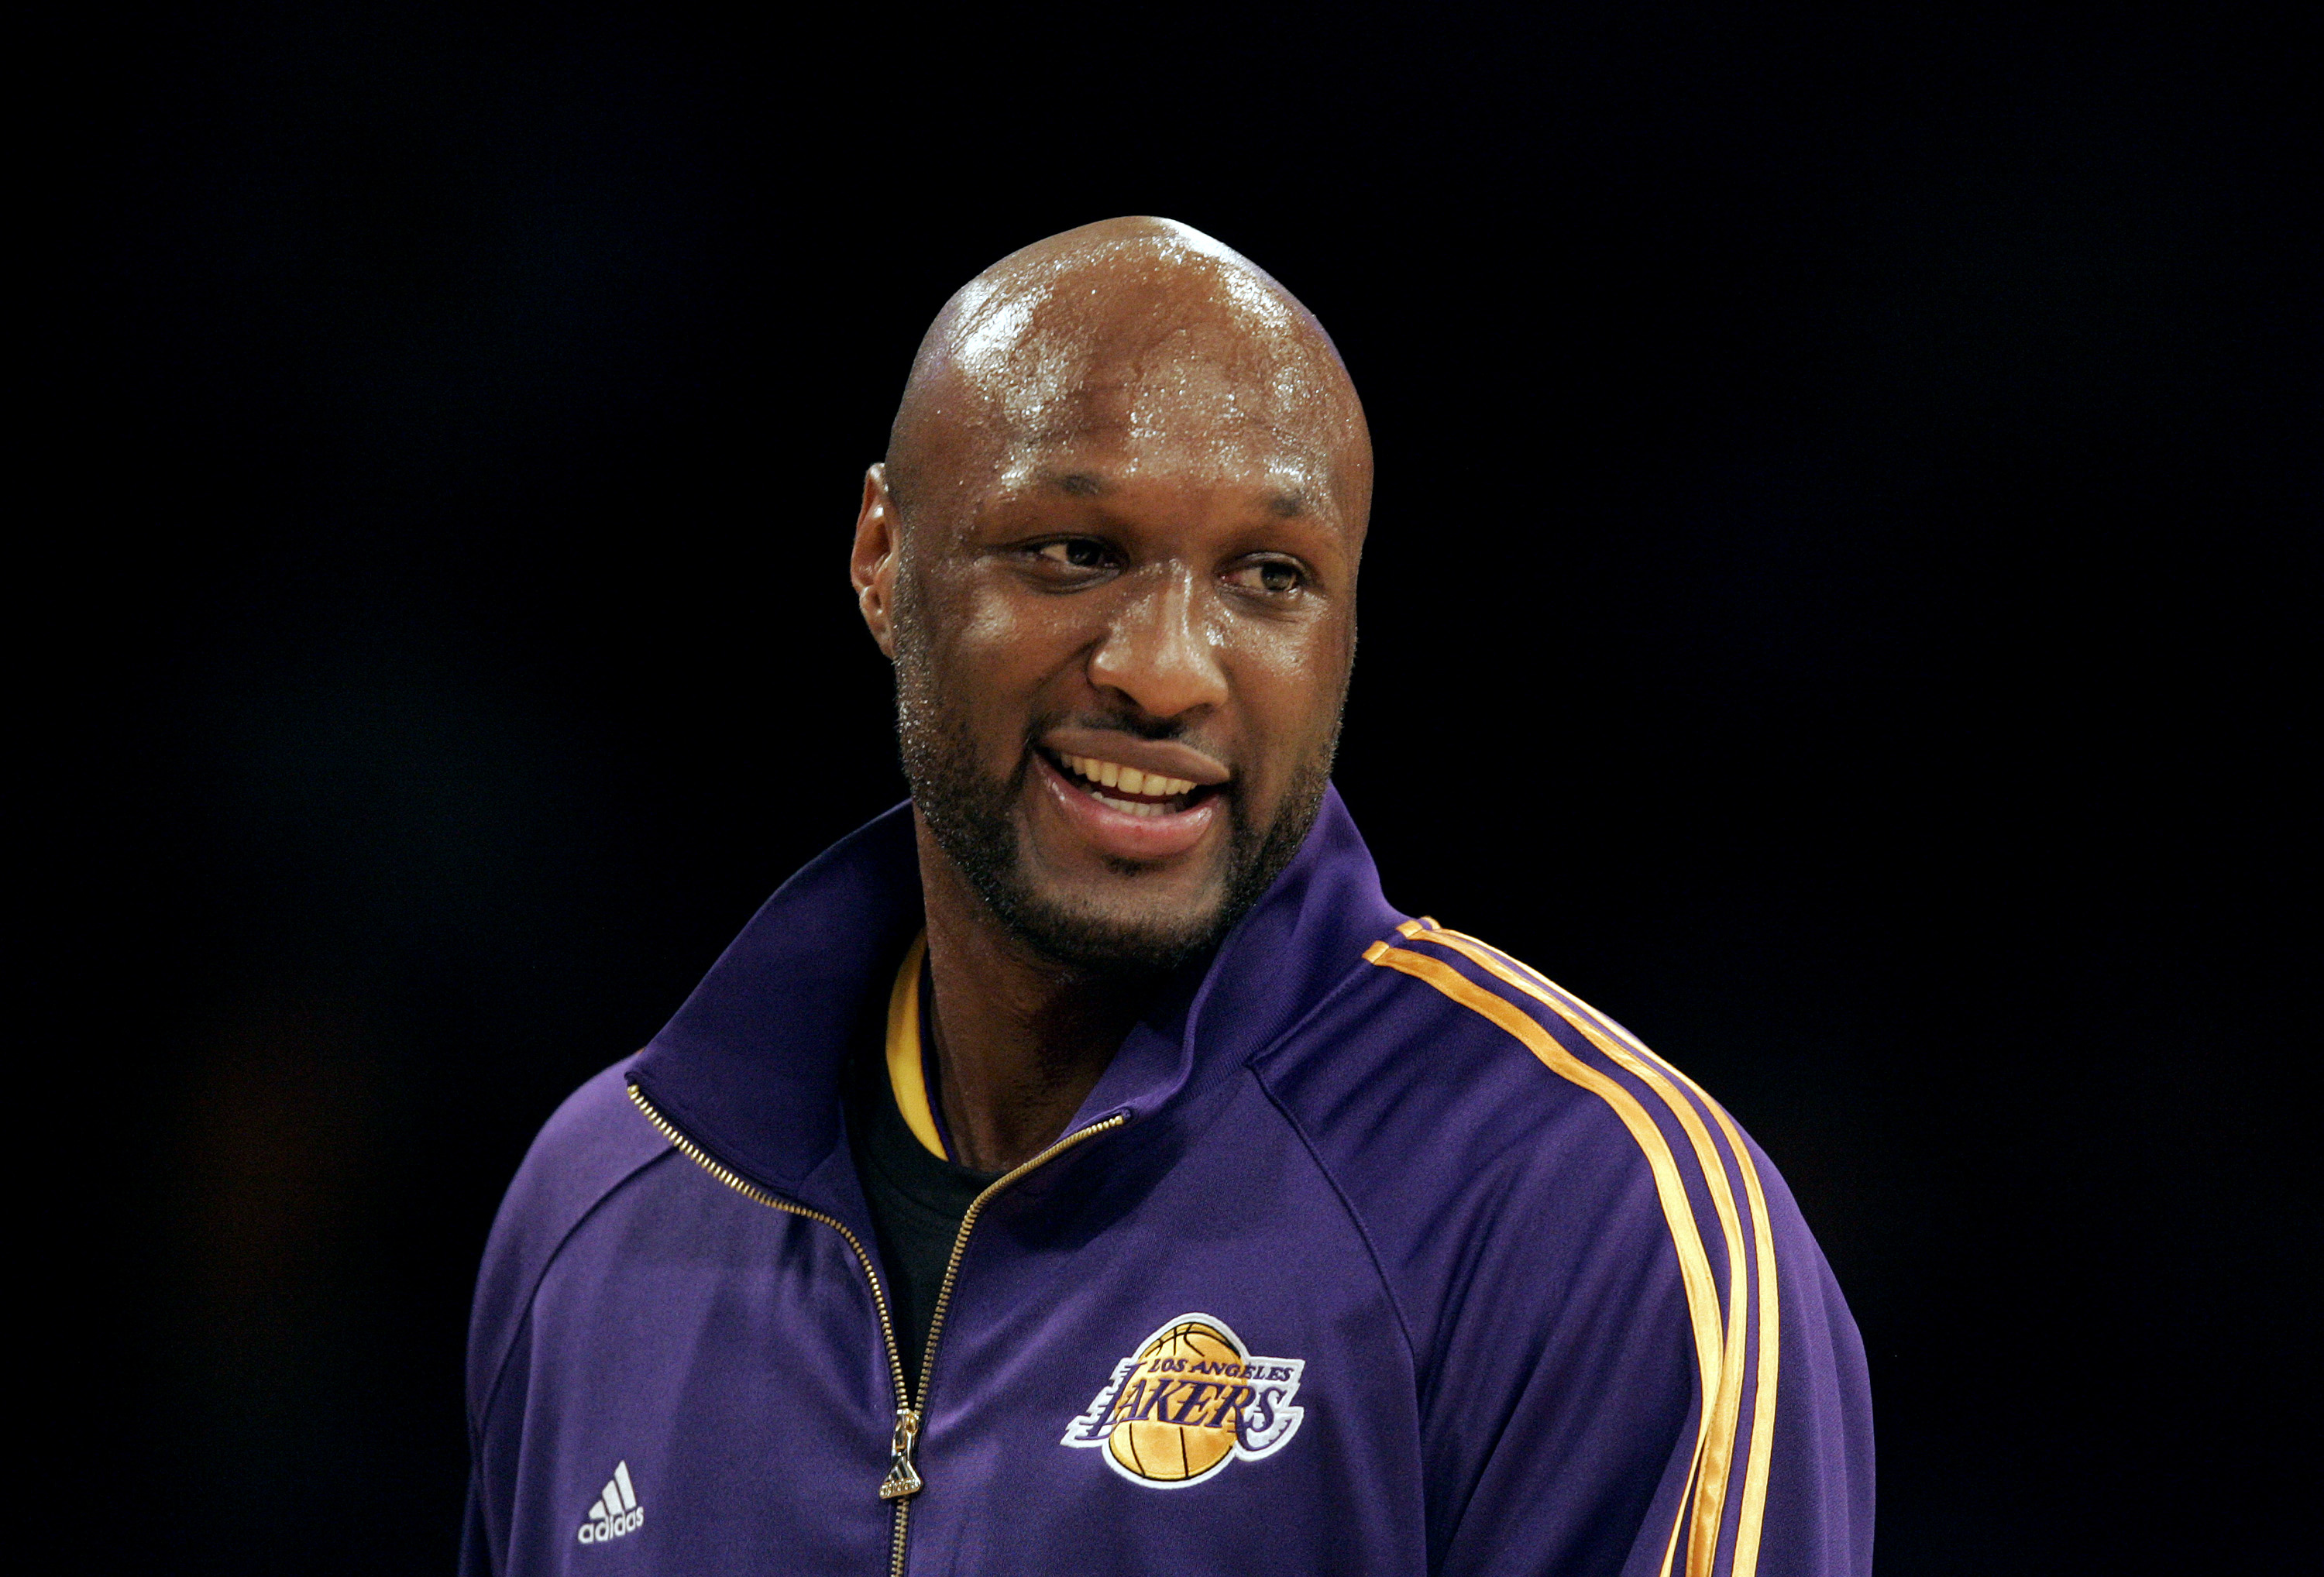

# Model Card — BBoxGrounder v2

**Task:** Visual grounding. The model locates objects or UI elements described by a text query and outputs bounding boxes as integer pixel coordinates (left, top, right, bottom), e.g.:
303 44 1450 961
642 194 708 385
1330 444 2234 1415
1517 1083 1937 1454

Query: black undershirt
846 990 999 1398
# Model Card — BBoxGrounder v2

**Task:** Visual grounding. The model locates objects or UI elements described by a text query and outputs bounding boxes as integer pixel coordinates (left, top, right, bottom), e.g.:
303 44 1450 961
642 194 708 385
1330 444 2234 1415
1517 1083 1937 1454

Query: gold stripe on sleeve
1405 925 1754 1577
1517 972 1784 1577
1704 1084 1779 1577
1365 940 1724 1577
1404 924 1748 1577
884 933 947 1161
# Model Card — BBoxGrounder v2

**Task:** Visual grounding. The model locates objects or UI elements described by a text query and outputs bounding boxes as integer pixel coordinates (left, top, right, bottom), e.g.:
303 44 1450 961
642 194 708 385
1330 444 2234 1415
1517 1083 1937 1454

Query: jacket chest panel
504 1165 896 1575
507 1090 1428 1573
895 1094 1429 1572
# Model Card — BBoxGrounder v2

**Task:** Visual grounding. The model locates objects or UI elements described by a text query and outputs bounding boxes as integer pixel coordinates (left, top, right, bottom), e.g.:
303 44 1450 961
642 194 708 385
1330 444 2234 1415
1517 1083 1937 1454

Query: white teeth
1091 792 1165 817
1059 752 1202 804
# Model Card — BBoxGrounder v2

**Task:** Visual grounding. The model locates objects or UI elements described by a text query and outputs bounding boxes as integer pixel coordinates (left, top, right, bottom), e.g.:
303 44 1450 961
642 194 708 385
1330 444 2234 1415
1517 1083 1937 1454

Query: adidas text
576 1461 644 1544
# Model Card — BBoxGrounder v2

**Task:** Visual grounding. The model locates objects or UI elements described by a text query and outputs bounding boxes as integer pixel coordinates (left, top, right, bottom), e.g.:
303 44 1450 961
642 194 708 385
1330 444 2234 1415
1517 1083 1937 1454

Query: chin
989 881 1234 978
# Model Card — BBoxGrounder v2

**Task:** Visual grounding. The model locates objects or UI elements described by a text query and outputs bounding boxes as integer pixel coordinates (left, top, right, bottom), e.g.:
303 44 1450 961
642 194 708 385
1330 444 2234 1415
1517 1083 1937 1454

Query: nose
1087 568 1229 721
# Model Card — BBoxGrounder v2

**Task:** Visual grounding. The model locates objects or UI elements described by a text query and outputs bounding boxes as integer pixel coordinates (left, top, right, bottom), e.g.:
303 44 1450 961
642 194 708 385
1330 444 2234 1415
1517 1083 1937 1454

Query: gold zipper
629 1081 1126 1577
627 1084 920 1572
914 1112 1129 1420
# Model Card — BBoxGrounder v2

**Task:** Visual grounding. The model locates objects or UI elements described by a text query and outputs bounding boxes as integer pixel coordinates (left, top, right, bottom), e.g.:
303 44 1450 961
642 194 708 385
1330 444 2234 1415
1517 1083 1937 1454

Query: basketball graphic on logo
1106 1319 1246 1483
1062 1312 1305 1487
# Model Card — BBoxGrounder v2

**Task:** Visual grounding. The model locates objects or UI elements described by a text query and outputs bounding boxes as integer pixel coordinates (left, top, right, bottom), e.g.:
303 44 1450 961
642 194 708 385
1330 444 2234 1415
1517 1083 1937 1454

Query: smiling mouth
1045 750 1219 819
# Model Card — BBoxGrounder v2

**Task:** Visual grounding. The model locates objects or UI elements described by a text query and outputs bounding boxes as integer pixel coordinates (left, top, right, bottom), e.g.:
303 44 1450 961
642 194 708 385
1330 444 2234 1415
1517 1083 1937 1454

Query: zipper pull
879 1406 924 1500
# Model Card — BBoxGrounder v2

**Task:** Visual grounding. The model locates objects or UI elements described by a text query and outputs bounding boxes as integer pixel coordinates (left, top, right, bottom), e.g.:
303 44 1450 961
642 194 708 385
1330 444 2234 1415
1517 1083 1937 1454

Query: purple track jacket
464 791 1874 1575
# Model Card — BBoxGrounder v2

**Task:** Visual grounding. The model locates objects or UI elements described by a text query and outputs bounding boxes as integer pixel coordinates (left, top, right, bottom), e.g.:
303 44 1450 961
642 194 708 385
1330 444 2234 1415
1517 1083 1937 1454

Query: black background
51 3 2309 1572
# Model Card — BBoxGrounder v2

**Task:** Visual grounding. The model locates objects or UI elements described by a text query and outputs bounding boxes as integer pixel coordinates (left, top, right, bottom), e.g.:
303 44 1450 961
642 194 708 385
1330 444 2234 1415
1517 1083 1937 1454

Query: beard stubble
892 603 1335 979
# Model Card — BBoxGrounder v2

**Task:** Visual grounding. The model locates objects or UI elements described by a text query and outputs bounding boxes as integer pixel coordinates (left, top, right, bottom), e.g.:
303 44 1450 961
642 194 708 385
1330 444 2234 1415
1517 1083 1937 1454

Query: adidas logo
575 1461 643 1544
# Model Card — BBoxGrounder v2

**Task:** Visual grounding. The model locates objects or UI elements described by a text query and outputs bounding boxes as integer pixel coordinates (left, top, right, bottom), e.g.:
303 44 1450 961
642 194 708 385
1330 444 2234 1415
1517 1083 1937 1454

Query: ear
851 463 902 659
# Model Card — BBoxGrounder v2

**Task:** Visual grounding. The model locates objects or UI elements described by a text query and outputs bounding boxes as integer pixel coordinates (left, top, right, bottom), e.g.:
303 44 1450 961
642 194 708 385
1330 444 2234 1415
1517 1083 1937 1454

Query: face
854 404 1361 974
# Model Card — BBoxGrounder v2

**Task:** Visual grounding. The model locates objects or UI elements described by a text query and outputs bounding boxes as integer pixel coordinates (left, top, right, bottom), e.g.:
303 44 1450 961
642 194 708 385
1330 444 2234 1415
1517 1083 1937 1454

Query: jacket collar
629 786 1403 1212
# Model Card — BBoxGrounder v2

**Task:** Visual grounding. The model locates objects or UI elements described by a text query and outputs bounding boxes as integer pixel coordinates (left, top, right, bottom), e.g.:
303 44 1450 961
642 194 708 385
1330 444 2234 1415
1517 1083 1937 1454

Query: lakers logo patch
1061 1314 1305 1487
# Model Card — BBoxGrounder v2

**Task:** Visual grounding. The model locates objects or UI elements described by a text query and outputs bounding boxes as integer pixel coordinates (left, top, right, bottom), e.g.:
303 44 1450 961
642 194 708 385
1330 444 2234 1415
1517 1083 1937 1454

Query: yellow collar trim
884 932 947 1161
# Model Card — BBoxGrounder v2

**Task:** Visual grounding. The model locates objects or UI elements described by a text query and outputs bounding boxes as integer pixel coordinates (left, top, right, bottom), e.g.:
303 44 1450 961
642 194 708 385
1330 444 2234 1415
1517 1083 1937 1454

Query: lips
1032 746 1225 861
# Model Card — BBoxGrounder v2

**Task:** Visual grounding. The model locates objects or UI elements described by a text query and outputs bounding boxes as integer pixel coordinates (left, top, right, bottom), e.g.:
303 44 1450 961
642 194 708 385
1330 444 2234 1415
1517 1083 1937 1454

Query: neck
913 815 1147 1173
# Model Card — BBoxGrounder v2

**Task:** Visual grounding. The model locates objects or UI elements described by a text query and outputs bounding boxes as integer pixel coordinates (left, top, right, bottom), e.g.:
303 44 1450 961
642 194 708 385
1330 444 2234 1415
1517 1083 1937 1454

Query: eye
1226 558 1305 594
1035 538 1113 571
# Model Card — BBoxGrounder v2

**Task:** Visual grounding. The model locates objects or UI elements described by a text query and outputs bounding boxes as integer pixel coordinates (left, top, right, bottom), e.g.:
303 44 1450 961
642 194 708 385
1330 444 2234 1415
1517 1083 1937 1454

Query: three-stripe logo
576 1461 643 1544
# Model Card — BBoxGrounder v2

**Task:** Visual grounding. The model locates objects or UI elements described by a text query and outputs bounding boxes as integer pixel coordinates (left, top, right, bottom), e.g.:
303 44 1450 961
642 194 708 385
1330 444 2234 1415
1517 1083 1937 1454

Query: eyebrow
1038 471 1312 517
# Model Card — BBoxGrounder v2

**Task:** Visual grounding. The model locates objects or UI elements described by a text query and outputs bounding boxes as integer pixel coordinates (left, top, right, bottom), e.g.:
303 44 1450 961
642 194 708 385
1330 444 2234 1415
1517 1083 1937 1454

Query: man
463 217 1873 1575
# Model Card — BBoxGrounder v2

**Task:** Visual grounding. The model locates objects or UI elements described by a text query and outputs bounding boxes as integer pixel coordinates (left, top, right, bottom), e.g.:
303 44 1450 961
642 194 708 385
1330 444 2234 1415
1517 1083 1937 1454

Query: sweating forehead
889 222 1370 524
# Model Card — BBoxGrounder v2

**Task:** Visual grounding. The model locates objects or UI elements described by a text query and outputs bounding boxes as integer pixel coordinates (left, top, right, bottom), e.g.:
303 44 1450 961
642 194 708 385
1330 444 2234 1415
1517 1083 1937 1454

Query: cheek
1225 620 1352 765
954 593 1042 656
926 580 1101 722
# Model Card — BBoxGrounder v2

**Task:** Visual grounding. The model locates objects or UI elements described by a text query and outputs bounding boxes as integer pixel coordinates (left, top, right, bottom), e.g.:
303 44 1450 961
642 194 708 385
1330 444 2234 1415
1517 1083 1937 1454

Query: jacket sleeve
1431 1118 1873 1577
462 1058 669 1576
459 1469 495 1577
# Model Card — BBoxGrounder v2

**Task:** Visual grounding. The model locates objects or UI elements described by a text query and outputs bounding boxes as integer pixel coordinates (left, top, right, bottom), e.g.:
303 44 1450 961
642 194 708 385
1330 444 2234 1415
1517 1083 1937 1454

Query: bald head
885 217 1371 544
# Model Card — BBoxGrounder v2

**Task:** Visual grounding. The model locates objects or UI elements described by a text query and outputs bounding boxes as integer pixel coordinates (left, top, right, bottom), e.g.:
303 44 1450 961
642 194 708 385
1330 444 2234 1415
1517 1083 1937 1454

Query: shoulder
466 1055 672 1426
1305 930 1873 1577
1251 919 1695 1213
1250 920 1777 1369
